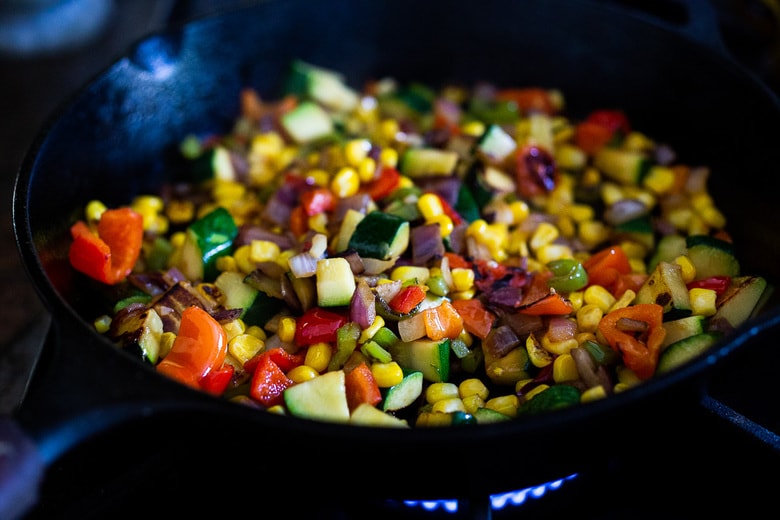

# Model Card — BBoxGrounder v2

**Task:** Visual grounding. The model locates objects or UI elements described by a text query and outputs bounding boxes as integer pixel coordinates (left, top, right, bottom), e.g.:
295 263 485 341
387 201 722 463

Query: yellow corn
418 193 444 220
287 365 319 383
344 138 371 167
93 314 112 334
159 331 176 360
552 353 579 382
524 384 549 401
461 120 486 137
277 316 297 343
527 334 554 367
391 265 430 284
305 342 332 373
616 365 641 387
305 168 329 187
600 183 624 206
568 290 585 312
250 239 281 263
358 316 384 344
379 148 398 168
308 212 328 234
699 205 726 229
458 378 490 400
212 180 246 204
508 200 531 224
331 167 360 198
232 244 254 273
131 194 164 213
85 199 107 223
584 285 617 312
228 334 265 365
222 319 246 341
535 243 573 264
450 268 475 292
581 385 608 403
380 119 400 142
358 157 377 183
371 361 404 388
643 166 676 195
166 199 196 224
426 382 460 404
578 220 610 247
608 289 636 312
529 222 559 251
576 304 603 332
541 334 578 356
427 214 454 238
245 325 267 341
431 398 466 415
689 287 717 316
308 233 329 258
416 411 452 427
486 394 519 418
674 255 697 283
461 394 485 414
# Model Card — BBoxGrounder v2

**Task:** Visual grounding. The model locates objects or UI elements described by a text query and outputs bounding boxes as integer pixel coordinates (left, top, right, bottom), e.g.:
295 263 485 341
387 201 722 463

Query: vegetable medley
69 60 770 428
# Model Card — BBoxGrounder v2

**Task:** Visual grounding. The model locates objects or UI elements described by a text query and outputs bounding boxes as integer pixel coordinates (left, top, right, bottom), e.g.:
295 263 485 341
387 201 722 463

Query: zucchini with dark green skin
347 210 410 260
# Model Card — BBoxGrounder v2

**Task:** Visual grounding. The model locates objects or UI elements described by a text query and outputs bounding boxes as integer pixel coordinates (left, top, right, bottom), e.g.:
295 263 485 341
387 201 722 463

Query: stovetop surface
2 1 780 518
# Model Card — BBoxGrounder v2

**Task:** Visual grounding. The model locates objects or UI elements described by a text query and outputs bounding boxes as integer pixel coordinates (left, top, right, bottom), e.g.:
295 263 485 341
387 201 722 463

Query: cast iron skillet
5 0 780 517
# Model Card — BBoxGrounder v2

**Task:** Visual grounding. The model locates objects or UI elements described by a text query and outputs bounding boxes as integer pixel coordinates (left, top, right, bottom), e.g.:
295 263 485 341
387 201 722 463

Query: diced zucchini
172 207 238 282
593 147 651 185
712 275 768 328
214 270 258 317
284 370 350 422
648 234 687 272
661 315 706 350
686 235 740 280
348 211 410 260
112 307 164 364
382 371 423 411
634 261 692 318
316 257 356 307
280 101 334 144
398 148 459 177
387 338 450 383
476 124 517 163
284 60 359 112
191 145 236 183
656 332 722 374
349 403 410 428
473 407 512 424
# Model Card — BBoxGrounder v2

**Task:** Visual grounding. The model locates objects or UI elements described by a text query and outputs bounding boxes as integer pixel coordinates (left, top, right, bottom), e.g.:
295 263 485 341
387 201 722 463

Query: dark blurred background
0 0 779 518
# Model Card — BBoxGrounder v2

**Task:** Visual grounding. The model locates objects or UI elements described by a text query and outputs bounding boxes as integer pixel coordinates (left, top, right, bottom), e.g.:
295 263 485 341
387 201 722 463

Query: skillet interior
13 0 780 500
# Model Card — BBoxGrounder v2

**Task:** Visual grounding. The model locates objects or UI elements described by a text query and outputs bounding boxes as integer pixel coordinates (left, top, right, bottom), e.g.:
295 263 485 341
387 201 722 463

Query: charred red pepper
388 284 427 314
68 207 144 285
294 307 349 346
244 347 305 374
583 245 635 297
687 275 731 296
597 303 666 380
364 165 401 201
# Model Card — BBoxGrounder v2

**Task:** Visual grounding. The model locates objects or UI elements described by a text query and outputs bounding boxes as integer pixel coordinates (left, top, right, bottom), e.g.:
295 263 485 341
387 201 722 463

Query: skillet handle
699 393 780 451
0 417 45 520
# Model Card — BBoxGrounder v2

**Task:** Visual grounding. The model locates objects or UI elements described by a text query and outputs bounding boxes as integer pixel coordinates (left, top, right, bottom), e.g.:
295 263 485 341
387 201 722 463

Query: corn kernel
461 120 486 137
616 365 641 386
379 148 398 168
458 378 489 400
673 255 696 283
380 119 400 142
485 394 519 417
166 199 195 224
391 265 430 284
426 382 460 403
344 138 371 167
278 317 297 343
581 385 608 403
371 361 404 388
212 180 246 203
331 167 360 198
246 325 267 341
584 285 617 312
529 222 559 251
228 334 265 365
541 334 578 356
600 183 624 206
250 240 281 263
450 267 475 292
608 289 636 312
305 168 330 187
359 315 385 344
689 287 717 316
416 411 452 427
358 157 377 183
222 319 246 341
535 243 573 264
308 233 329 258
508 200 531 223
578 220 610 247
527 334 554 367
699 205 726 229
305 342 333 373
553 353 579 382
643 166 676 195
93 314 112 334
308 212 328 234
461 394 485 414
85 199 107 223
418 193 444 220
576 304 604 332
432 397 466 414
287 365 319 383
427 214 454 238
568 290 585 311
523 384 549 401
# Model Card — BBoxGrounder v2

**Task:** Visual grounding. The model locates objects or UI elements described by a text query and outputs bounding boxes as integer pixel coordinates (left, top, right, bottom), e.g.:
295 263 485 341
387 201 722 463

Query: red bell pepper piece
344 362 382 412
436 194 464 226
584 109 631 136
249 354 295 407
388 284 427 314
289 205 309 237
687 275 731 297
583 245 632 295
68 207 144 285
423 300 464 341
365 165 401 201
598 303 666 380
517 292 573 316
199 363 234 396
156 305 228 391
300 187 335 216
495 87 556 115
244 347 305 374
294 307 349 346
450 298 495 340
574 121 614 155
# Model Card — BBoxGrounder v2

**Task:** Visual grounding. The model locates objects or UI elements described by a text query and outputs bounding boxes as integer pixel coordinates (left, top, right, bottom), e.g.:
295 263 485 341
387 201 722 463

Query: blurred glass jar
0 0 116 56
